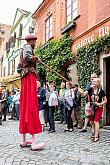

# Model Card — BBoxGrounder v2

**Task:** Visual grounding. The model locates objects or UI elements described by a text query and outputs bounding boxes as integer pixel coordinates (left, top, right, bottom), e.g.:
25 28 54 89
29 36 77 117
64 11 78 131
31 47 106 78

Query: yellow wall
6 79 21 91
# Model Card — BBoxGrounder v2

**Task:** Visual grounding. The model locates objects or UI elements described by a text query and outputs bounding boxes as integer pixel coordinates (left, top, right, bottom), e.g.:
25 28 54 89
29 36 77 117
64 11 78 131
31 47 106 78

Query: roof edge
32 0 45 18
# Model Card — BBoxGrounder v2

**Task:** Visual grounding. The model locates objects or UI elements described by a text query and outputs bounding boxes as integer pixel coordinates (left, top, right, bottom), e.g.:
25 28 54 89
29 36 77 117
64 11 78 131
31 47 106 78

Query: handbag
85 95 94 118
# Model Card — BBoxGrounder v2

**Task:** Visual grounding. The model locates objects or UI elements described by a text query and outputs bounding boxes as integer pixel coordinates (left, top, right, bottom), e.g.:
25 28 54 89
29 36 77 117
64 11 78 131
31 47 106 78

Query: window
66 0 78 24
29 26 34 34
3 67 6 77
19 23 23 38
45 16 53 42
8 62 10 75
6 41 10 52
12 59 15 74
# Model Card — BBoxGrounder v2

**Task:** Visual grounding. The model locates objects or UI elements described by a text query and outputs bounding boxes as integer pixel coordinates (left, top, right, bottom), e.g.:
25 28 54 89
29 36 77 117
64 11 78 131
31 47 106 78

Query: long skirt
19 73 42 134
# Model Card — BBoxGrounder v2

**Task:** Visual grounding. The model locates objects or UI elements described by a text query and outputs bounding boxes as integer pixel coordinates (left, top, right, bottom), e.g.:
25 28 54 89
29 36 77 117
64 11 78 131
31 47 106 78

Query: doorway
106 57 110 125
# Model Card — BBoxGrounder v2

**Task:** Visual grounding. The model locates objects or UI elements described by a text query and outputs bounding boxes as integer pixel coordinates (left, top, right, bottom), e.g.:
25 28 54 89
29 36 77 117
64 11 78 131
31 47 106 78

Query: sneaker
64 128 69 132
69 128 74 132
8 118 13 120
49 130 56 133
73 124 78 127
2 118 6 121
80 129 87 132
48 128 51 131
58 121 63 124
78 126 82 129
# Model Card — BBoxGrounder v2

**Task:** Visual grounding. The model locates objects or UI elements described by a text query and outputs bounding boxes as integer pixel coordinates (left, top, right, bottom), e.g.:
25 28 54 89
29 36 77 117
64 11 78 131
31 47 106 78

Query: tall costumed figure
18 35 45 151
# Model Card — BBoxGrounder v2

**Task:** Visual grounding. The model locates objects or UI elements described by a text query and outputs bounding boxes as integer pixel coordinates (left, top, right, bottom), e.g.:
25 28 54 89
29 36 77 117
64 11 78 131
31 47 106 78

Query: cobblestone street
0 120 110 165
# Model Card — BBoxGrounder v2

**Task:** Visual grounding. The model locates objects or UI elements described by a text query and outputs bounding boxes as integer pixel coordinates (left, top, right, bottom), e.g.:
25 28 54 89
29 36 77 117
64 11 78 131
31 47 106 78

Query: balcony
61 21 76 35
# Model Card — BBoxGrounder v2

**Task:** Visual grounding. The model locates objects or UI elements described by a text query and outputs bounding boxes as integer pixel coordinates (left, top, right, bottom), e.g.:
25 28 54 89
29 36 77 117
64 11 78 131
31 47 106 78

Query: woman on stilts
18 35 45 151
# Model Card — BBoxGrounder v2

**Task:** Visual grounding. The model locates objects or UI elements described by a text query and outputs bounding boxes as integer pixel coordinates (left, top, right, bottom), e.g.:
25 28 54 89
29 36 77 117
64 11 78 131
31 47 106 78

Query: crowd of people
36 72 107 143
0 85 20 125
0 73 107 144
0 73 107 142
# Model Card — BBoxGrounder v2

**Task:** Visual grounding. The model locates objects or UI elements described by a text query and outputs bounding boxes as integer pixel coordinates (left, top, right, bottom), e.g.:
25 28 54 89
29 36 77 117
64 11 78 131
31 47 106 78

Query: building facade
1 8 35 89
33 0 110 125
0 23 11 78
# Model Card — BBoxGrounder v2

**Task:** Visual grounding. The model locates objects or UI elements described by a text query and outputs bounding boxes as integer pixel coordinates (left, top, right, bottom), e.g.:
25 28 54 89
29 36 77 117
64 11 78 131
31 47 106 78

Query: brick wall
33 0 110 45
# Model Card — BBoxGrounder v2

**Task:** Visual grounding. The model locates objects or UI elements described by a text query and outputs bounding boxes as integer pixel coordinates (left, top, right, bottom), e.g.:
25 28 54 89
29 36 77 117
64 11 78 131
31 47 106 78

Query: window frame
45 15 53 42
66 0 78 24
12 59 15 74
3 66 6 77
19 23 23 38
8 62 10 75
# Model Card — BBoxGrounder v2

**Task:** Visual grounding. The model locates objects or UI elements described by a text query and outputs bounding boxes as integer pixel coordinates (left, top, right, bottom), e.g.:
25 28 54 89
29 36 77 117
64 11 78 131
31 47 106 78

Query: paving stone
0 120 110 164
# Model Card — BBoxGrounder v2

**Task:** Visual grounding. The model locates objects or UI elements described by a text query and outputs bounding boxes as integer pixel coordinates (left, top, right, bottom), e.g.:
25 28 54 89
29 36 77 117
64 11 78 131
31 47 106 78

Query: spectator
84 78 107 142
73 84 83 129
81 73 98 132
8 91 16 120
48 83 58 133
8 91 13 113
1 84 8 121
37 81 46 131
45 83 51 128
64 82 74 132
58 82 66 124
13 89 20 120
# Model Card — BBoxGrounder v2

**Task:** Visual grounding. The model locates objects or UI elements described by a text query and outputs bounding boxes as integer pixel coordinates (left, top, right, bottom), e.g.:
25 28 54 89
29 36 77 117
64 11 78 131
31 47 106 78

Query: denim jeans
59 101 66 122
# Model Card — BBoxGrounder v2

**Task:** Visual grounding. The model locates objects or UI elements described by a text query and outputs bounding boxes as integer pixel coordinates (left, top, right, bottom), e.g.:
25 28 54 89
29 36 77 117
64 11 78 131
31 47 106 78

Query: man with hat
18 35 45 151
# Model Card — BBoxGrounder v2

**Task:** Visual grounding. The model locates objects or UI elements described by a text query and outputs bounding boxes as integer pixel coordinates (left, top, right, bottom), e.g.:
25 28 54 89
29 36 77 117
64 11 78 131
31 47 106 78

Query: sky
0 0 43 25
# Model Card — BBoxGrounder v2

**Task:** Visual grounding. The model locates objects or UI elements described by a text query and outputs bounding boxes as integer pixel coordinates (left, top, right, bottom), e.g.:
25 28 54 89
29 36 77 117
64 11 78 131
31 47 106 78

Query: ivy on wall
35 31 110 89
77 33 110 89
35 32 110 121
35 34 73 85
76 33 110 121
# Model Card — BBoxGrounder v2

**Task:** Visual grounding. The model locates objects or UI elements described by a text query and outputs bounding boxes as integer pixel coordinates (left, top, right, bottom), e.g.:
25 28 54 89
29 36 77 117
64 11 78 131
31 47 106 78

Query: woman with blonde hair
83 78 107 142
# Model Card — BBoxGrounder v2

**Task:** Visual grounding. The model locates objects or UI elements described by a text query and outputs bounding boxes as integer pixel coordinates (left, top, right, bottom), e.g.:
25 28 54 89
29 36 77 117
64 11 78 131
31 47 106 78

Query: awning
0 74 20 85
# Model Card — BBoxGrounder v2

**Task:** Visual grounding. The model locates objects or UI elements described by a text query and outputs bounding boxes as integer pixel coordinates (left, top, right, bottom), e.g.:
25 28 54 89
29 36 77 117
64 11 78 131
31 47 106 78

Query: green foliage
77 33 110 121
77 33 110 89
35 34 73 85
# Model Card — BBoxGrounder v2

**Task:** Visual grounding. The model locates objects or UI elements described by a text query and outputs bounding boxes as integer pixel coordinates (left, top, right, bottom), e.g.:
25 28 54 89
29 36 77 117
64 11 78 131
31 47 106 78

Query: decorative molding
73 16 110 41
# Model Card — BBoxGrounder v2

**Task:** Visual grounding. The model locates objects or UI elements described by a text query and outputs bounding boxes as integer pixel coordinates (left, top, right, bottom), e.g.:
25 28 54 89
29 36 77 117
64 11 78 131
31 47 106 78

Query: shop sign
73 26 110 51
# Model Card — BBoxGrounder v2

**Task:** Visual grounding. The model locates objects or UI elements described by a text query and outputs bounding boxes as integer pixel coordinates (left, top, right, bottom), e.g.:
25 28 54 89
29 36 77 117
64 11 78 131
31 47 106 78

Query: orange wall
33 0 110 47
